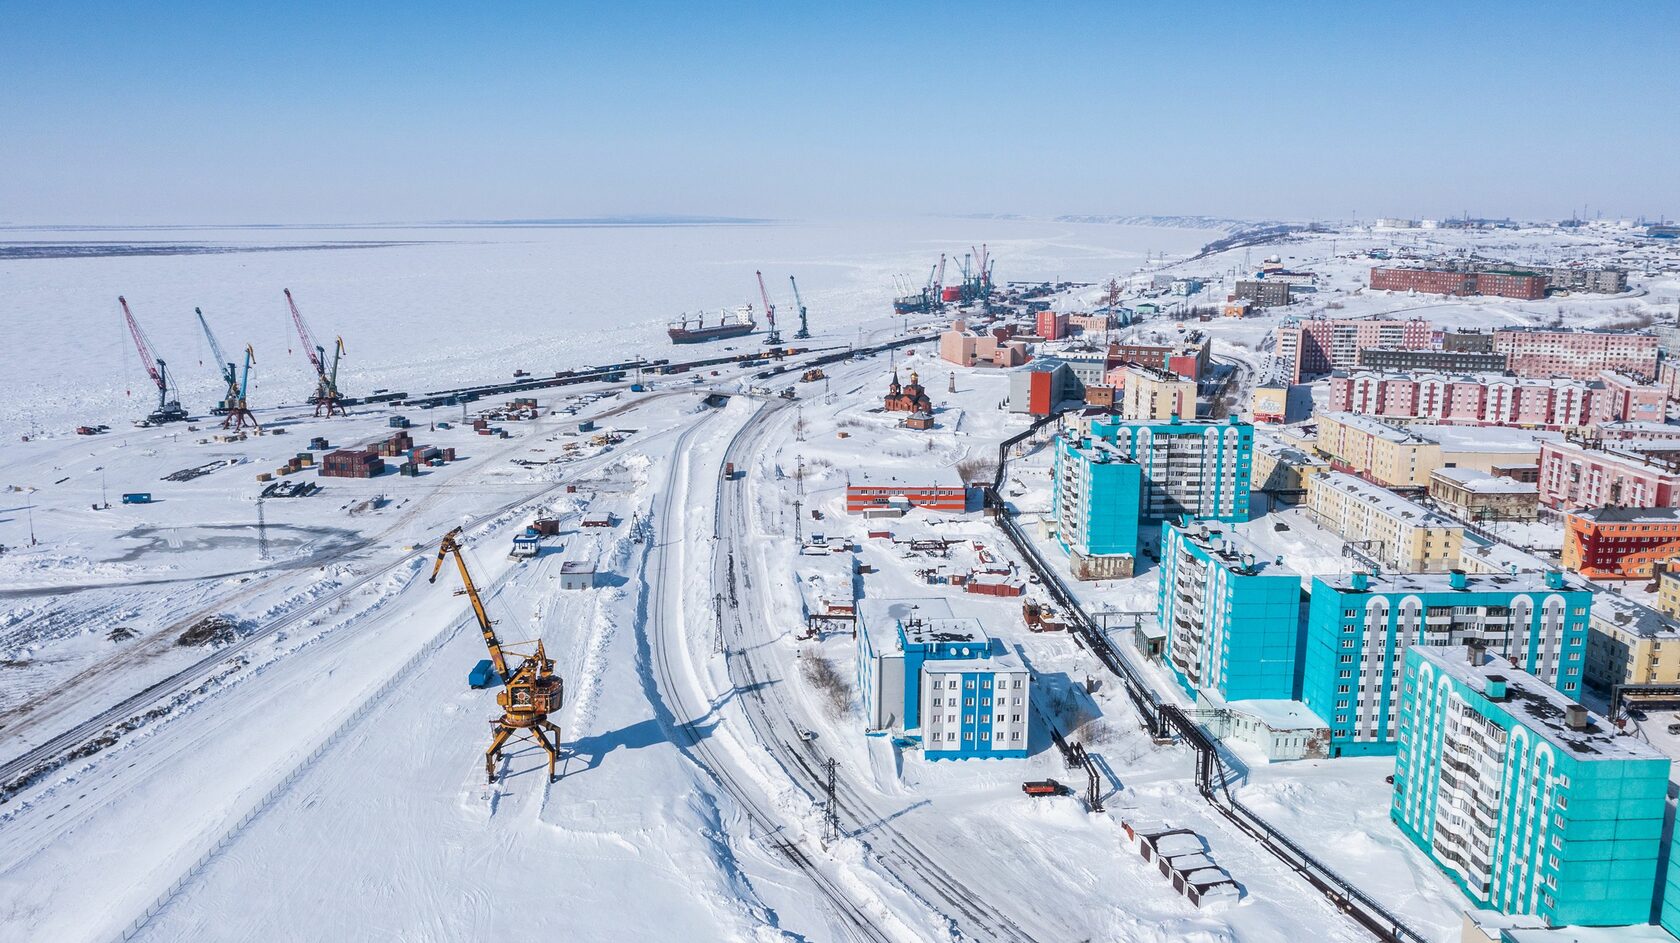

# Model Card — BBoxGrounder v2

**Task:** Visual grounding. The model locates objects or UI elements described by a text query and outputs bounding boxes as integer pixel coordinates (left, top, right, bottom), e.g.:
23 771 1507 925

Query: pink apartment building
1328 370 1667 428
1491 329 1660 381
1273 317 1432 383
1538 438 1680 509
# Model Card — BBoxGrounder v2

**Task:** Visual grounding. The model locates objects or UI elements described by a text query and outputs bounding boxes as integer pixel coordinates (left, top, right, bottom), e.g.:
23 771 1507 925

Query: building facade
1561 506 1680 580
1371 267 1548 300
1316 412 1547 489
1301 570 1592 757
845 472 971 513
1492 329 1660 381
856 598 1031 759
1158 521 1303 701
1087 416 1253 523
1392 645 1668 927
1356 347 1508 373
1327 370 1665 429
1307 472 1464 573
1274 317 1433 384
1052 434 1144 578
1537 437 1680 509
1428 467 1539 522
1234 279 1291 307
1586 592 1680 690
1120 363 1197 421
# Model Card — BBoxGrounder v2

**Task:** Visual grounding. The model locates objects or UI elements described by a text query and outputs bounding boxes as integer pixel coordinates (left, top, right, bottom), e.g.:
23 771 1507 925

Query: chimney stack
1564 704 1589 731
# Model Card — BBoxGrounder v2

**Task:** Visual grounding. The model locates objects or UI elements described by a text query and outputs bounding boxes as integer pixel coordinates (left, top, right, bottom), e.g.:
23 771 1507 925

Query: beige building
1314 412 1550 488
1120 363 1196 420
1427 466 1540 522
1306 471 1464 573
1253 434 1329 494
939 319 1029 368
1586 592 1680 690
1659 566 1680 618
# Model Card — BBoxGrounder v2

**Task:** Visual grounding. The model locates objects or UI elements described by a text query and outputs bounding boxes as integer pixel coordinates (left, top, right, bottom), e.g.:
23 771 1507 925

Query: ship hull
668 322 756 344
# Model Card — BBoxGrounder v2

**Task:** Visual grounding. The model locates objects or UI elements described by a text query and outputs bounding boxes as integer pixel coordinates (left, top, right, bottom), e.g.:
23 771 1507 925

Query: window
1011 732 1021 741
964 732 974 742
1013 679 1023 689
932 698 942 707
965 698 974 707
965 680 975 689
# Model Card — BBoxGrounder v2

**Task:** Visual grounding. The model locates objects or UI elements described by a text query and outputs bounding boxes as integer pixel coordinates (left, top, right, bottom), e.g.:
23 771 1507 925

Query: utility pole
822 757 839 845
713 591 725 655
256 496 270 561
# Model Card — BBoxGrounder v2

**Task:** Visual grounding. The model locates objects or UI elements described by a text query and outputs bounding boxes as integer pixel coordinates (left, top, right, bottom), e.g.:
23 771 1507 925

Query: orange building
1562 507 1680 580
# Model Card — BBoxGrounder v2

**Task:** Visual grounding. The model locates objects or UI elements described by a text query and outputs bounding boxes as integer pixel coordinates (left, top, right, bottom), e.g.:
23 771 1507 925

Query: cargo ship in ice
668 305 756 344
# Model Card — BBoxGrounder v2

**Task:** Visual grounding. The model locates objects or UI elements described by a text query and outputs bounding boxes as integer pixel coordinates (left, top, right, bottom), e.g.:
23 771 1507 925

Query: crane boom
755 270 776 330
195 307 235 385
119 296 166 392
283 288 325 374
428 527 508 680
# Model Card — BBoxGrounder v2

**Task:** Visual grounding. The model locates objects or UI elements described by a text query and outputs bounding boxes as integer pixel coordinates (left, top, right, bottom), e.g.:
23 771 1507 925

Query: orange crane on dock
429 526 565 783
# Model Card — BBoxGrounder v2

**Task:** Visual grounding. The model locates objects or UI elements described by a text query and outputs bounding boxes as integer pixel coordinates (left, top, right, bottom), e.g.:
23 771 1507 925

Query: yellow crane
429 526 565 783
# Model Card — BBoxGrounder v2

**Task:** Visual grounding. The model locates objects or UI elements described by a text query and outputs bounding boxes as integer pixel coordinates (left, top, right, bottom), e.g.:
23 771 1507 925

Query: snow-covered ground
6 217 1679 943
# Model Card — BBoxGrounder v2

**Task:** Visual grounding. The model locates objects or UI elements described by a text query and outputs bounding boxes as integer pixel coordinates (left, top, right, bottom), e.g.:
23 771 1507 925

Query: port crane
787 275 811 340
755 270 783 346
119 296 189 426
195 308 260 432
283 288 346 417
429 527 565 784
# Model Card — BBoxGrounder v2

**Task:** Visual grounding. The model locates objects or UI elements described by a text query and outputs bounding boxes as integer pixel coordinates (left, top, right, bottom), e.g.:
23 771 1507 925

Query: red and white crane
119 296 188 426
283 288 346 417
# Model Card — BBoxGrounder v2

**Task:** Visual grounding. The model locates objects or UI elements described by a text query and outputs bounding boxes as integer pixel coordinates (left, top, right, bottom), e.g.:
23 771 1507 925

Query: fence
110 617 466 943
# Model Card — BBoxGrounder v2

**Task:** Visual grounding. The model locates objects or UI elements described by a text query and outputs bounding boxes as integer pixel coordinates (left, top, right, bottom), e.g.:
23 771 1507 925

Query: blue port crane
195 307 260 432
788 275 811 340
283 288 346 417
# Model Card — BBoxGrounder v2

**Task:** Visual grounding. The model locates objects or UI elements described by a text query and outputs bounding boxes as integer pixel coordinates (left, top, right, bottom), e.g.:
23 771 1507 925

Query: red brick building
1370 267 1546 300
883 369 932 413
845 471 971 513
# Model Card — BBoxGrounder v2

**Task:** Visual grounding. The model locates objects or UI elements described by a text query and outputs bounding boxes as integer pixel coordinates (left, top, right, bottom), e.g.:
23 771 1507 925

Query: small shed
560 561 595 590
578 419 596 433
581 512 614 528
511 533 540 558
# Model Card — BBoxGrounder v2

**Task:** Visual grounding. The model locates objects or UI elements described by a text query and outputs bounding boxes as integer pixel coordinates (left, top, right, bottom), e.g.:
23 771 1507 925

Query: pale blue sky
2 1 1675 224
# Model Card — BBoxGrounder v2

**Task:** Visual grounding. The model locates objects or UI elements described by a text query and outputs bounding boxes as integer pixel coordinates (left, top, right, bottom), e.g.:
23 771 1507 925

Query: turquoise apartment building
1302 570 1592 757
1052 433 1143 578
1158 519 1304 700
1393 645 1668 928
1085 415 1253 523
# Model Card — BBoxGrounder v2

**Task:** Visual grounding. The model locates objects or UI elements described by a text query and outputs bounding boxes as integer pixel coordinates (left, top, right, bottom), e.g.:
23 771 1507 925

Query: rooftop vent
1351 571 1370 591
1544 570 1566 590
1564 704 1589 731
1449 569 1468 590
1483 674 1507 701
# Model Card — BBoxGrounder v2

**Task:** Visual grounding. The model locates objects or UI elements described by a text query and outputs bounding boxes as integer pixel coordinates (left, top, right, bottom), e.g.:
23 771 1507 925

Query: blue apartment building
1393 645 1668 928
856 597 1031 759
1158 519 1304 701
1302 570 1592 757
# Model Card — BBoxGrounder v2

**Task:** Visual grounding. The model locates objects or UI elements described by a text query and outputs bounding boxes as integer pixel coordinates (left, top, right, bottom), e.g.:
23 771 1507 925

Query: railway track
711 384 1043 943
0 412 668 802
641 404 892 943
